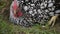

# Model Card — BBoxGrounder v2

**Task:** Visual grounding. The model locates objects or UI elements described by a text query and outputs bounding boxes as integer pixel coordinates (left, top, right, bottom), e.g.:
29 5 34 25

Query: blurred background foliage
0 0 12 14
0 0 6 9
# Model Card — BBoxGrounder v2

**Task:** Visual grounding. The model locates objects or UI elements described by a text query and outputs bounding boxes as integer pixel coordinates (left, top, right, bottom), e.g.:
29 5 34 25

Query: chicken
10 0 60 27
10 0 23 24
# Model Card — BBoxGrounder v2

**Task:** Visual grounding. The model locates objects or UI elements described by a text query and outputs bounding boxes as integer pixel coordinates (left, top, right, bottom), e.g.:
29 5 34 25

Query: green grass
0 15 58 34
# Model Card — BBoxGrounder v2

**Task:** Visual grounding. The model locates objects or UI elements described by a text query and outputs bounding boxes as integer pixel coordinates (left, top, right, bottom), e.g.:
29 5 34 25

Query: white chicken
10 0 20 24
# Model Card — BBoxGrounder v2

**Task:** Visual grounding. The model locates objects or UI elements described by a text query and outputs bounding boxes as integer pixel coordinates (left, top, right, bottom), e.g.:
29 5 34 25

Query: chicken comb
13 0 18 10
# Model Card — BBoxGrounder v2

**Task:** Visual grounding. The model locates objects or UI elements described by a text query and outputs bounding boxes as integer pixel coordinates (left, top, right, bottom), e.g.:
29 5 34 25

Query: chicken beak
14 10 16 14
